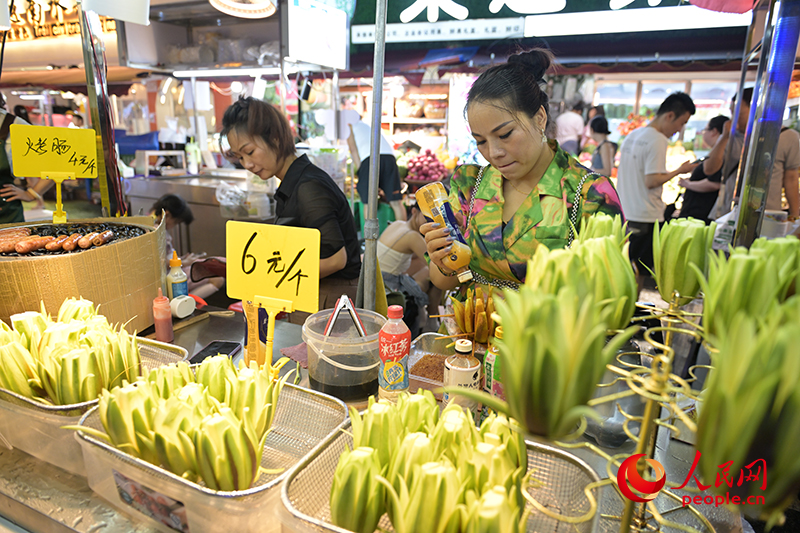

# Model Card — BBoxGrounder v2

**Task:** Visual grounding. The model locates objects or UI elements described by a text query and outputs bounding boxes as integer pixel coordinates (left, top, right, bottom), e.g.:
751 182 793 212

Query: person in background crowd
69 113 85 129
421 49 623 294
222 97 361 325
348 121 406 222
377 203 431 336
581 105 605 150
150 193 224 300
616 92 698 275
713 88 751 218
766 125 800 219
0 94 52 223
675 115 731 224
12 105 29 124
588 116 617 177
555 101 585 155
714 87 799 221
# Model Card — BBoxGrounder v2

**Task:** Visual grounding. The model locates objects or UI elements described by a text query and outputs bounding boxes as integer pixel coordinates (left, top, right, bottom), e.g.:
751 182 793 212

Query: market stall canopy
349 0 750 75
0 67 149 93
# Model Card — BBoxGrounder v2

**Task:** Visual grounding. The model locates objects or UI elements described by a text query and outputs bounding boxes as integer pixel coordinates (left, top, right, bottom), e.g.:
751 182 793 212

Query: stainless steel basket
280 421 601 533
0 337 187 477
76 383 348 533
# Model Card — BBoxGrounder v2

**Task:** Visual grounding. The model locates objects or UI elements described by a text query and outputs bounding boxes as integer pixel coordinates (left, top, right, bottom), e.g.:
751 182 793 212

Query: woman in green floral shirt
422 49 624 292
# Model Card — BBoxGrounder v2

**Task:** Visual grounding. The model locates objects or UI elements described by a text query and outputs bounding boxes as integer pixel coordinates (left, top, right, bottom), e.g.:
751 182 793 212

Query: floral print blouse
447 140 624 287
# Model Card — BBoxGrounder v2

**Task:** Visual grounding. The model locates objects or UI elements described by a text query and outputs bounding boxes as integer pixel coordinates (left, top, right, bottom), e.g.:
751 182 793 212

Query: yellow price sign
227 221 320 369
10 124 98 178
226 221 321 312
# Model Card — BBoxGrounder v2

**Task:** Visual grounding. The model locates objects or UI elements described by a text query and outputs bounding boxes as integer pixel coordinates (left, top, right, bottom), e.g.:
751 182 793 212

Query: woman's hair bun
508 49 552 81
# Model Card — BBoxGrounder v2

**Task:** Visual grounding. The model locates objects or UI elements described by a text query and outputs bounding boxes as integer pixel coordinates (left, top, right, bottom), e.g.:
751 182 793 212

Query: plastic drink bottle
167 250 189 300
378 305 410 402
483 326 505 401
443 339 481 423
153 288 174 343
415 182 473 282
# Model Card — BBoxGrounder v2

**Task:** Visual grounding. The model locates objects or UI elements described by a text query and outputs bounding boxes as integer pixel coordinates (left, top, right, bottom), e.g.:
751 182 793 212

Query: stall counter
0 312 746 533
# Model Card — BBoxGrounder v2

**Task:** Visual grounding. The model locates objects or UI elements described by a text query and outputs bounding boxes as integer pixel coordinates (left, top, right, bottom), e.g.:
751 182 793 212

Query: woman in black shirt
222 97 361 324
677 115 730 224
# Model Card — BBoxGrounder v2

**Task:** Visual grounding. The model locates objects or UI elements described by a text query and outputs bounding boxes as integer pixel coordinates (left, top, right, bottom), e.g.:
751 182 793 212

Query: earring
541 129 547 143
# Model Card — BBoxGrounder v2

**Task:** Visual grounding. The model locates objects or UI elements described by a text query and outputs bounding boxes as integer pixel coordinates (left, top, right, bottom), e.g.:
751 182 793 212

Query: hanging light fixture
209 0 277 19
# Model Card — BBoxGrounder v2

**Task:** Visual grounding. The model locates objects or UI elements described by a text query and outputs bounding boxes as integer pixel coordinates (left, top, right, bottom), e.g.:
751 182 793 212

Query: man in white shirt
617 92 699 274
555 102 585 155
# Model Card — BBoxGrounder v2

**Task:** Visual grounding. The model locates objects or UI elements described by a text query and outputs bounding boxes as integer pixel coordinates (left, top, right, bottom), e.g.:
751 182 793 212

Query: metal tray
77 383 348 533
280 420 601 533
0 337 188 477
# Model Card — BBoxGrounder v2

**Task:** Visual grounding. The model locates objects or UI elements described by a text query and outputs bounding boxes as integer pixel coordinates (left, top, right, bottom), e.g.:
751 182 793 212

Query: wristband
27 188 41 202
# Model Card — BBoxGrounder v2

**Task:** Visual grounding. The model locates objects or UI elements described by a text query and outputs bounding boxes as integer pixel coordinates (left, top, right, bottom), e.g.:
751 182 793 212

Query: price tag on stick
226 221 320 369
9 125 98 223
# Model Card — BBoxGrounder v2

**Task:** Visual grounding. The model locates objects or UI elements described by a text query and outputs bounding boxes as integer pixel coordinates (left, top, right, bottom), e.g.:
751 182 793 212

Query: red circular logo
617 454 667 502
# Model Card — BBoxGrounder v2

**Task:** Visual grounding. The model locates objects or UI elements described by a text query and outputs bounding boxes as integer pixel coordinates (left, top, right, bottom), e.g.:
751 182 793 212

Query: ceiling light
62 91 76 99
230 81 243 93
19 95 44 100
209 0 276 19
172 68 282 78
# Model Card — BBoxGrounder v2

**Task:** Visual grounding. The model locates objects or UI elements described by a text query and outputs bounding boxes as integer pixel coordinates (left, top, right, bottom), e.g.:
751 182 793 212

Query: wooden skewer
438 332 472 340
429 314 455 318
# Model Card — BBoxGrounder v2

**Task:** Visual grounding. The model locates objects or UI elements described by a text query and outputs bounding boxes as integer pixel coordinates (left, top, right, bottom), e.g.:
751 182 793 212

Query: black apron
0 113 23 225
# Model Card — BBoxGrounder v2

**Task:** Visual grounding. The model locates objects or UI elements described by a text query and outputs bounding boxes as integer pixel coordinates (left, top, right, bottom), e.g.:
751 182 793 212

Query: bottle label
442 361 481 422
484 351 505 400
378 328 410 391
170 281 189 299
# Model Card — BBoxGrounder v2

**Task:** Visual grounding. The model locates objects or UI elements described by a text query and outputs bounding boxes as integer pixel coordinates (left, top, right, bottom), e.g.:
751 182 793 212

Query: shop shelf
0 337 187 477
381 117 448 124
76 383 348 533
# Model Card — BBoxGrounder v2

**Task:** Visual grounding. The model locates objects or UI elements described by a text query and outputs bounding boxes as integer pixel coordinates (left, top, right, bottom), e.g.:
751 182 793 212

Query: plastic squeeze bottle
442 339 481 423
153 288 174 343
479 326 505 423
378 305 410 402
415 182 473 283
167 250 189 300
483 326 505 401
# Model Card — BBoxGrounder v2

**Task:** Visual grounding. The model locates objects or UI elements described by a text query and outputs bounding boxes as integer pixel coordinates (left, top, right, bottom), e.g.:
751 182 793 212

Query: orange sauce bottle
415 182 473 282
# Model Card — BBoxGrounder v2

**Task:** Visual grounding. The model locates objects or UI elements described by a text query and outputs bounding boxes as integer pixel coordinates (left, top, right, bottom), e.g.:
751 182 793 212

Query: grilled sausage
15 236 55 254
61 233 83 252
92 230 114 246
0 227 30 239
78 232 99 249
0 235 32 253
45 235 70 251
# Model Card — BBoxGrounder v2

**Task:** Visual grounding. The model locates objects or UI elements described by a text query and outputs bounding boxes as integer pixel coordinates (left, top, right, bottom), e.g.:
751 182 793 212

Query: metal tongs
323 294 367 337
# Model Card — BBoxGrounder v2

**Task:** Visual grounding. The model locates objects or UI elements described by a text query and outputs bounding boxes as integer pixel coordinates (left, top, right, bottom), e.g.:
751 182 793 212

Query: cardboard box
0 216 166 334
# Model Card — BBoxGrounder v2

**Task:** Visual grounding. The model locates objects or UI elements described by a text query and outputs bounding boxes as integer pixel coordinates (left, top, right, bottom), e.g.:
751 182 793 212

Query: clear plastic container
77 384 347 533
408 333 455 401
0 338 187 477
302 308 386 402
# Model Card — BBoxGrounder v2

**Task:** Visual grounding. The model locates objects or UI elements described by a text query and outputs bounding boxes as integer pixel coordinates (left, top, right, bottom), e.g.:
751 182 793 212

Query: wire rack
0 337 188 476
553 296 716 533
0 337 188 416
77 383 348 497
280 420 601 533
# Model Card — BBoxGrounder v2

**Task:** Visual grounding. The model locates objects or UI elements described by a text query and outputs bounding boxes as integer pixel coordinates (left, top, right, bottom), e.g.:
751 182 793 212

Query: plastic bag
711 205 738 251
215 180 248 218
215 180 247 206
